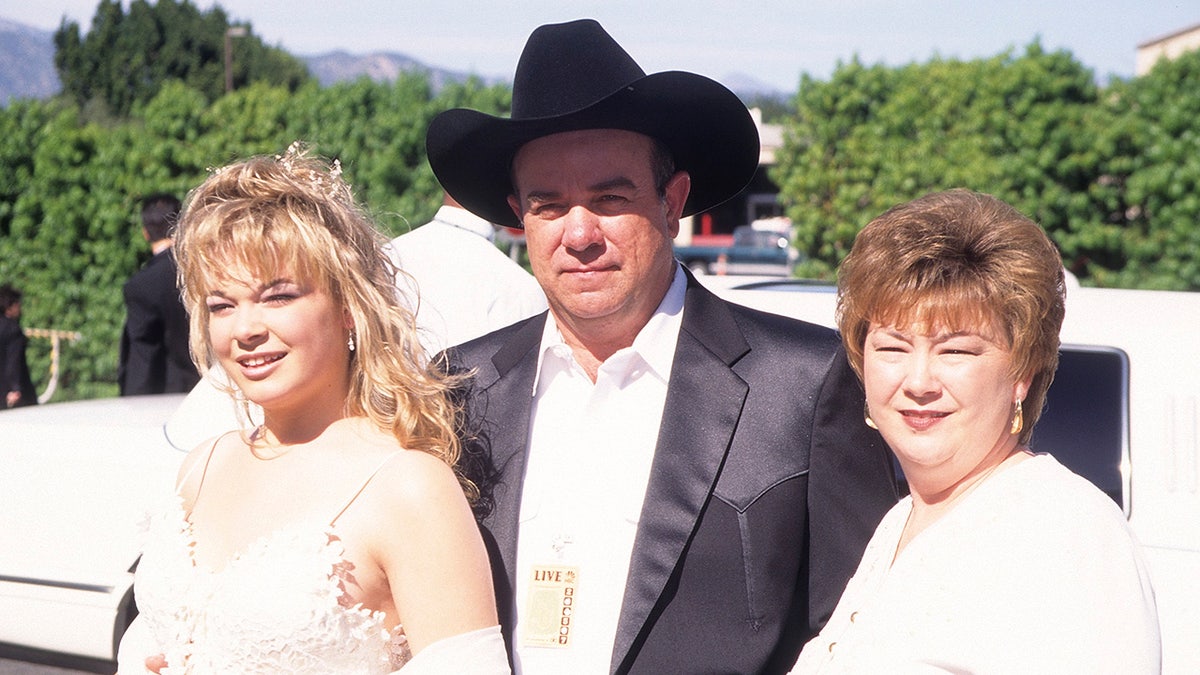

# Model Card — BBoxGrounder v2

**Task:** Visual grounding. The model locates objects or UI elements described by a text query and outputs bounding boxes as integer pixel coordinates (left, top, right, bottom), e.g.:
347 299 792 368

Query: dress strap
177 431 238 508
330 452 404 526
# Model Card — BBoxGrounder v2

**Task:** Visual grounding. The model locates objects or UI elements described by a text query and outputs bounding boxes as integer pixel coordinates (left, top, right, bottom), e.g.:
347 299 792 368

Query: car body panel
0 394 188 660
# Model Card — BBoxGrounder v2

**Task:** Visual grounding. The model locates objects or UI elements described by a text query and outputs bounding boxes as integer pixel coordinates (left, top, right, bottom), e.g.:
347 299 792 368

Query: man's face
508 129 689 338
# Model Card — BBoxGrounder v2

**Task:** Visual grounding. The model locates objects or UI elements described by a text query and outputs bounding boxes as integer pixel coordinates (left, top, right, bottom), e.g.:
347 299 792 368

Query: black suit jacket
118 249 198 395
447 272 898 674
0 315 37 408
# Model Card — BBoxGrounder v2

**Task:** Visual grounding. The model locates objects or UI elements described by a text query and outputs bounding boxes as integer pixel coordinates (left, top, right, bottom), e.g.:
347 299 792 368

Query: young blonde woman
117 144 508 673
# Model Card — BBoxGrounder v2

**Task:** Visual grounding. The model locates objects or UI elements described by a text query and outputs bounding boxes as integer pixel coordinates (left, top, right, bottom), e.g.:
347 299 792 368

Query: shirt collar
533 264 687 390
432 205 497 242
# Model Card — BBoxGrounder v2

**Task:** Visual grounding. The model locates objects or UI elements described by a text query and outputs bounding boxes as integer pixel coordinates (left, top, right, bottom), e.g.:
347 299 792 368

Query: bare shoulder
326 419 468 512
175 431 242 502
367 448 468 514
341 445 481 575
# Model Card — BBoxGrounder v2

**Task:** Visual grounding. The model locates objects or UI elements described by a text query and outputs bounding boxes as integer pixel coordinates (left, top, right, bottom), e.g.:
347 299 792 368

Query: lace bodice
133 496 411 674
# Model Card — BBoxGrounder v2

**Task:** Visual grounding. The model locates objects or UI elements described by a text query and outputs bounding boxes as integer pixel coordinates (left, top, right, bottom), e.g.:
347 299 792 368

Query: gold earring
864 401 878 430
1010 399 1023 436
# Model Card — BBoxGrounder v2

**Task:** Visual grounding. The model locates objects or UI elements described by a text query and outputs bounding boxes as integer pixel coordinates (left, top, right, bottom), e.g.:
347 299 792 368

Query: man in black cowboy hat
430 19 897 674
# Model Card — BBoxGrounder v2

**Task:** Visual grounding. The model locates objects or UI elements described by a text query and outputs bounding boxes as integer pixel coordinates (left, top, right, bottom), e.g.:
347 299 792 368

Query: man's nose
561 205 603 252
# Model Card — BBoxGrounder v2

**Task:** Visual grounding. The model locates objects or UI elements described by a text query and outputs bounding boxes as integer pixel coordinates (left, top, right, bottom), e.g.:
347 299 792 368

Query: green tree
53 0 310 118
282 75 511 237
0 101 132 399
1097 49 1200 289
743 92 794 123
775 44 1106 282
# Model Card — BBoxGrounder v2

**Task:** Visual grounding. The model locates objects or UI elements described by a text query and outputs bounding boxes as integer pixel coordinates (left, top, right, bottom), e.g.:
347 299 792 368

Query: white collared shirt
512 266 687 675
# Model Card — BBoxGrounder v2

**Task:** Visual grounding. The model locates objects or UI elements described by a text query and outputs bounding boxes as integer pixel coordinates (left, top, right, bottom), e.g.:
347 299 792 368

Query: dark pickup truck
674 223 799 276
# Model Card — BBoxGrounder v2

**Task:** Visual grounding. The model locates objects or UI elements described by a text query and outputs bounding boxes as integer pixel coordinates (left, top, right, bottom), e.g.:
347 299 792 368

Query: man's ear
664 171 691 238
507 194 524 225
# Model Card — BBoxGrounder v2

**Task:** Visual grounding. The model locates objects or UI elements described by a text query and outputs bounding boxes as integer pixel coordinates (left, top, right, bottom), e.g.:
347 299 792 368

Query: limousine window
1029 345 1130 511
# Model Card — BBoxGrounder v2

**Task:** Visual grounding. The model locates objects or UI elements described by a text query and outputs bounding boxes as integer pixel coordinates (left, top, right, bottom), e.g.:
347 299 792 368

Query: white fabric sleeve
393 624 510 674
115 615 159 675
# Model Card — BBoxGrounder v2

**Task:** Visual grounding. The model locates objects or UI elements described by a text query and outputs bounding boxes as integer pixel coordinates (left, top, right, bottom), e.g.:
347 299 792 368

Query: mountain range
0 19 59 104
0 16 782 106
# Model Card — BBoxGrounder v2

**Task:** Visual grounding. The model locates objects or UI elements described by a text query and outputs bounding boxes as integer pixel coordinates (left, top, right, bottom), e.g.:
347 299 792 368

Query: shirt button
850 611 859 623
828 641 837 653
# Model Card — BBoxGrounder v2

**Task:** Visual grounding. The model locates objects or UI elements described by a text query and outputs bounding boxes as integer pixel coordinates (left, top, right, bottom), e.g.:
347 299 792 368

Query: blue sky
4 1 1198 91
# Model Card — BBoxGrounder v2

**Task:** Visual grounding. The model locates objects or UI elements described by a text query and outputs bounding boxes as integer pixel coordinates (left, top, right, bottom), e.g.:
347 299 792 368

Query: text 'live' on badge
523 565 579 648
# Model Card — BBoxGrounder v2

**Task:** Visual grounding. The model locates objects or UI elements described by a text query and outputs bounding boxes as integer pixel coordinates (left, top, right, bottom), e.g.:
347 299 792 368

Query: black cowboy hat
425 18 760 229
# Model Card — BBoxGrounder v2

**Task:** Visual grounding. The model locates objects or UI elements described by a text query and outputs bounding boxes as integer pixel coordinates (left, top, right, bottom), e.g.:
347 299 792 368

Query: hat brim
427 71 760 228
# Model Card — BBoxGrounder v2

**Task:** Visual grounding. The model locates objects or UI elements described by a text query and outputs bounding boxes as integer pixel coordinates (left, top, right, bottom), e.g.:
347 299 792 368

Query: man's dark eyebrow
524 189 561 204
590 176 636 192
523 176 636 204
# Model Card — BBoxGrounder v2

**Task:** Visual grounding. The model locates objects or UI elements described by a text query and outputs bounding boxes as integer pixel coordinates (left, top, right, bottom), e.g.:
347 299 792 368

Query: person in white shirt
387 191 546 356
427 19 899 674
791 189 1160 673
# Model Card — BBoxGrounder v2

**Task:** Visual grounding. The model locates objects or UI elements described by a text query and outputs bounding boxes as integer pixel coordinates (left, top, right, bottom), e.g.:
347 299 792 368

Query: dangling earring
1010 399 1023 436
864 401 878 430
347 329 356 353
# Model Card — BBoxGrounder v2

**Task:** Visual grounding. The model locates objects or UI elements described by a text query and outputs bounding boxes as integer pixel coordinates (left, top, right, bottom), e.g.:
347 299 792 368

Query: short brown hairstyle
836 189 1066 443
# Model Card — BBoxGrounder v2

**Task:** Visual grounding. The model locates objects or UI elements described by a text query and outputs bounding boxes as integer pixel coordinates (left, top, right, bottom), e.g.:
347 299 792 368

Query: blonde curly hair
174 143 476 501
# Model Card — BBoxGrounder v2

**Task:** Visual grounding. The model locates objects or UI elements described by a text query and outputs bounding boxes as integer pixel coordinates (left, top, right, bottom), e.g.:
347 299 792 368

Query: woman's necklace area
248 424 293 460
895 447 1028 560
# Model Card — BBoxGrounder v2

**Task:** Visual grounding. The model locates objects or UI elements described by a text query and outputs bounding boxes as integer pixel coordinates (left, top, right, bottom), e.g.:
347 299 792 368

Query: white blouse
792 453 1160 674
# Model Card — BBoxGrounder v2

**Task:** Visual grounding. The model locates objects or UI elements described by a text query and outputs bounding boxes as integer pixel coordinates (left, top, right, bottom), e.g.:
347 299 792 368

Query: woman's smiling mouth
901 409 950 431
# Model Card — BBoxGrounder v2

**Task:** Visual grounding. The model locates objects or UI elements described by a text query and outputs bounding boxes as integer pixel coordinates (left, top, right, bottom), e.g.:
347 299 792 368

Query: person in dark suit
118 193 199 396
0 284 37 409
426 19 899 674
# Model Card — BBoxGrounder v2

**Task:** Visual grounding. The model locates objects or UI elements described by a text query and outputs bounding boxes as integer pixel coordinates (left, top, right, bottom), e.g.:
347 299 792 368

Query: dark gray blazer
447 271 898 674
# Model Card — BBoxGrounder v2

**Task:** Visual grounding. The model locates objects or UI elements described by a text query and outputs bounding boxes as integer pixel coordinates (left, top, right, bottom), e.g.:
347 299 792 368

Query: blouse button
828 641 837 653
850 611 859 623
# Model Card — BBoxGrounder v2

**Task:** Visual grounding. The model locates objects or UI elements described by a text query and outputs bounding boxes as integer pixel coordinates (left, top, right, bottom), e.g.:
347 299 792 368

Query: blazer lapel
473 314 547 597
610 279 751 671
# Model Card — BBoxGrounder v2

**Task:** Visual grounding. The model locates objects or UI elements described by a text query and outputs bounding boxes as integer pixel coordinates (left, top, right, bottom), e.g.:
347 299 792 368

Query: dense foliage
775 43 1200 290
0 76 509 401
54 0 310 118
1098 50 1200 289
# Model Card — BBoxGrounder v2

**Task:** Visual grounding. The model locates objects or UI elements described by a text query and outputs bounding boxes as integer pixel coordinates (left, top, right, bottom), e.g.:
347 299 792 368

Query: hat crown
512 19 646 120
426 18 759 229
